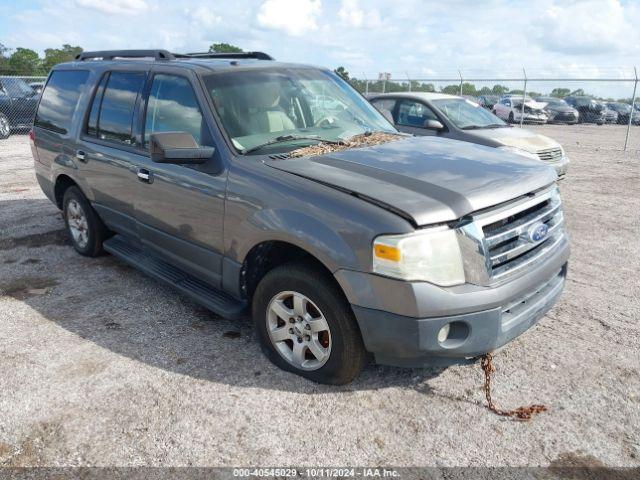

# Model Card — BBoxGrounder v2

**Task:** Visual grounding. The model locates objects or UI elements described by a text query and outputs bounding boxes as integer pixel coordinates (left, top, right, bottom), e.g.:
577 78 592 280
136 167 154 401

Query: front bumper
336 237 570 367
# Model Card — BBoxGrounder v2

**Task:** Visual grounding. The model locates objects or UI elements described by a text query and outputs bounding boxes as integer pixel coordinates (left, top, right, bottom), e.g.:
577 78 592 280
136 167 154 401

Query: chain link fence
1 70 639 151
0 75 47 139
350 68 640 151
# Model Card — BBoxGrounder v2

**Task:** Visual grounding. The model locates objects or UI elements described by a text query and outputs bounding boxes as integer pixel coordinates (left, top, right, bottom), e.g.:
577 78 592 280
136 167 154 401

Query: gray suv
31 50 569 384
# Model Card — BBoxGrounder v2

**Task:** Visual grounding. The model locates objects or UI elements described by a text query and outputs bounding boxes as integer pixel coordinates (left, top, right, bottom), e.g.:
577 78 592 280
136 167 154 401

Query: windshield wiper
241 135 340 155
462 123 507 130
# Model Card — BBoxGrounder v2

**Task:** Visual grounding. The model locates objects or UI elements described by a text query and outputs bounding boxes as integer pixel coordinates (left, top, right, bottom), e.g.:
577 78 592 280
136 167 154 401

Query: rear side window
92 72 145 145
34 70 89 134
371 98 396 123
86 74 109 137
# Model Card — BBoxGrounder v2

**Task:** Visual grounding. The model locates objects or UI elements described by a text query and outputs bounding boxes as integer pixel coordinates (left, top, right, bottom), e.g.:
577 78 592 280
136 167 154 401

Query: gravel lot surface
0 125 639 468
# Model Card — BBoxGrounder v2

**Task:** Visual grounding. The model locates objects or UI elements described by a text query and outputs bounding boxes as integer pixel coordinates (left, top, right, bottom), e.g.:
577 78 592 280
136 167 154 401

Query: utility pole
624 66 638 151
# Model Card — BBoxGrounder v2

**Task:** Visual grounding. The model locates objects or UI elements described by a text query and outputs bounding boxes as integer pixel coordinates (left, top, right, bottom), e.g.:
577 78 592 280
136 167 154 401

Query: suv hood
469 127 561 152
266 136 556 226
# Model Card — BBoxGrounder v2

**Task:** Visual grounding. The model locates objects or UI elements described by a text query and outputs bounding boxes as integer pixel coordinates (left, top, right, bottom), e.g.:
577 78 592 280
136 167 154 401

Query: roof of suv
53 49 318 74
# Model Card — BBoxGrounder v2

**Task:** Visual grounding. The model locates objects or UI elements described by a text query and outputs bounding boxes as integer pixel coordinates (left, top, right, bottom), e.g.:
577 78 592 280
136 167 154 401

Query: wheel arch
239 239 340 301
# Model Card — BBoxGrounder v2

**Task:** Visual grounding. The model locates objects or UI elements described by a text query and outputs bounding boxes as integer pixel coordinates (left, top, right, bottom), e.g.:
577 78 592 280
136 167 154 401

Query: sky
1 0 639 97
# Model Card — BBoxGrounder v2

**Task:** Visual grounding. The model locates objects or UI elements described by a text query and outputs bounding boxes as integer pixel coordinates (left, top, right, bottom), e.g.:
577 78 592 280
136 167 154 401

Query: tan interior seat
245 82 295 134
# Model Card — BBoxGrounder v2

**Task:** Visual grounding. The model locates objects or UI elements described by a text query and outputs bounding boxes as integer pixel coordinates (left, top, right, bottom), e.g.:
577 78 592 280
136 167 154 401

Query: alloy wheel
266 291 332 371
66 199 89 248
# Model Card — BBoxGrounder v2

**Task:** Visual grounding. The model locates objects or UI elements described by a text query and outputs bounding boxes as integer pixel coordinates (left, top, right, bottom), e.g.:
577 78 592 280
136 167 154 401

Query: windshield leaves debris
289 132 403 158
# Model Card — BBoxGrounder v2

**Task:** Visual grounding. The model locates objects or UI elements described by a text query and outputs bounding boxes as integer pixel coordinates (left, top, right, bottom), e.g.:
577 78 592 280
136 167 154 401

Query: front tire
63 186 108 257
508 112 515 124
252 261 367 385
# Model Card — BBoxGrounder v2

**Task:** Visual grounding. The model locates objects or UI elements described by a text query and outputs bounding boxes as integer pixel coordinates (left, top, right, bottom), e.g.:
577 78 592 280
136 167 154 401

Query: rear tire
0 113 10 139
62 186 108 257
508 112 515 124
252 261 367 385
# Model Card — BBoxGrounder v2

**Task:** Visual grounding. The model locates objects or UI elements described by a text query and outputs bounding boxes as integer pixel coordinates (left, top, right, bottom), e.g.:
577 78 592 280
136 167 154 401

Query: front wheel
252 261 367 385
508 112 515 124
0 113 10 139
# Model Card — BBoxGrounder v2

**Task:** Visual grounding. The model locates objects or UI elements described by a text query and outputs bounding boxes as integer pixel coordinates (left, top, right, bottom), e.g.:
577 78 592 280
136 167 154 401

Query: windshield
538 97 567 107
431 98 506 129
609 103 631 112
2 77 35 97
203 68 396 154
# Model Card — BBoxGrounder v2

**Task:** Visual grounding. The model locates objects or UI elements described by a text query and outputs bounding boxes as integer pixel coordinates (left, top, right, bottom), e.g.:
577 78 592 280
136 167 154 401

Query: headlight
497 145 539 161
372 227 465 286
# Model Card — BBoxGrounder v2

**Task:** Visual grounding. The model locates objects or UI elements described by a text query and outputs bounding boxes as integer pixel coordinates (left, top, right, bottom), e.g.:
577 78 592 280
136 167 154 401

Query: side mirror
423 119 444 131
150 132 215 165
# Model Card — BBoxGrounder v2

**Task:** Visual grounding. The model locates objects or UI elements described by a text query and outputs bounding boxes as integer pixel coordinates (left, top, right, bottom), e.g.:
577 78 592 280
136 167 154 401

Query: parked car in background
0 76 40 139
597 102 618 124
31 49 569 384
493 96 547 124
369 92 568 177
563 96 605 125
606 102 640 124
476 95 499 111
29 82 45 96
535 97 579 124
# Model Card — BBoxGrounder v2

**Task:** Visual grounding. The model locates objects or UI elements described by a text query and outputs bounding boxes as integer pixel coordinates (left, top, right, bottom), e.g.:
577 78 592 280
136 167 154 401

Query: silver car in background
369 92 569 178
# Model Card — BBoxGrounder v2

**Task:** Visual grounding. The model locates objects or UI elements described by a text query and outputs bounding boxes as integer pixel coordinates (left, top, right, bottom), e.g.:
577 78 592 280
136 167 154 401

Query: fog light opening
438 321 470 348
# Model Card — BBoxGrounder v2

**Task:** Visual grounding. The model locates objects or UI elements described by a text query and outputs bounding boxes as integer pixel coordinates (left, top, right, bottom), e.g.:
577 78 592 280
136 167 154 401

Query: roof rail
75 50 175 61
180 51 274 61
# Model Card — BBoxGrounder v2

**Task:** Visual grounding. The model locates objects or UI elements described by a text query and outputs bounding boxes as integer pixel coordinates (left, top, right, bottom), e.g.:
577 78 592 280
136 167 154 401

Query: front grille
536 147 563 163
478 188 565 282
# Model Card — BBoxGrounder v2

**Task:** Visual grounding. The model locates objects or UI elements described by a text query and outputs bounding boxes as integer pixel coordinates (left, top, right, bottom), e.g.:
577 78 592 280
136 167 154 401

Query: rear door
77 70 148 239
33 69 91 179
132 69 227 287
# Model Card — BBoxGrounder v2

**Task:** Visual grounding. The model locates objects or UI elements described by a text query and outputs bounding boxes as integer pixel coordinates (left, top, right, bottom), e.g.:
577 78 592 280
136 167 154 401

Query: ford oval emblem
526 222 549 243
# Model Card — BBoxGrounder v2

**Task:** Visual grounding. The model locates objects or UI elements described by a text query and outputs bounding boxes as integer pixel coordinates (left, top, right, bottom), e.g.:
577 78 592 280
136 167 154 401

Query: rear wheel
0 114 10 139
252 261 367 385
63 186 108 257
508 112 515 124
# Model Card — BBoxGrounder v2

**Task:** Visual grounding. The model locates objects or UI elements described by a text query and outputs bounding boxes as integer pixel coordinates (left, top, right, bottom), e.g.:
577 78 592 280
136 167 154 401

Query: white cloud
257 0 322 36
187 5 222 29
535 0 632 55
338 0 381 28
75 0 149 15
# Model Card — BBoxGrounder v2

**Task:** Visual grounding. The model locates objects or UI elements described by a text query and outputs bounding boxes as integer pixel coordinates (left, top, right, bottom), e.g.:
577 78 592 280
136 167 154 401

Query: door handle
137 168 153 184
76 150 87 162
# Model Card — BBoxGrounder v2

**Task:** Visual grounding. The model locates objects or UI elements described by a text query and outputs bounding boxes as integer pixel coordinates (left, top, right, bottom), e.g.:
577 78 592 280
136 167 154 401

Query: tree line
0 43 635 103
0 42 244 76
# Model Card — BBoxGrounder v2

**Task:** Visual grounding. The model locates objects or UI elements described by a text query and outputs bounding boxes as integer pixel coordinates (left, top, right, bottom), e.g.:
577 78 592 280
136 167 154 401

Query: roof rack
75 50 175 61
180 51 274 61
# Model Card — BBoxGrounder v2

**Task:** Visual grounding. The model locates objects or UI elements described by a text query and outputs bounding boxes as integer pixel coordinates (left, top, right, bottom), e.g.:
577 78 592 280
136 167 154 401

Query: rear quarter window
34 70 90 134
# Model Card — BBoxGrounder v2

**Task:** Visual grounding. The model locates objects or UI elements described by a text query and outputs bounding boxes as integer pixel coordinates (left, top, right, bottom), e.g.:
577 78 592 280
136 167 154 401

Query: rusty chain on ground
480 353 548 421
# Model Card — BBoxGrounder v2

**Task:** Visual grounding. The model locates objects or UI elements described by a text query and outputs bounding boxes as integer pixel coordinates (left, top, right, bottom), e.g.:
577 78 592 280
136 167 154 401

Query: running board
103 235 247 319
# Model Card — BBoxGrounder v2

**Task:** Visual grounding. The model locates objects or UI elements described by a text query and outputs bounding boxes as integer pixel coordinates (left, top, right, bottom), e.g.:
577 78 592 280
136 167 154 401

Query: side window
397 100 438 127
371 98 396 123
144 74 204 146
86 73 109 137
95 72 146 145
34 70 90 134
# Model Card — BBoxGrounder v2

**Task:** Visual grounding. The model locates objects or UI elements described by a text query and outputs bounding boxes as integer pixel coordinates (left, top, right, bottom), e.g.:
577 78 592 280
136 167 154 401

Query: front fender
237 208 360 273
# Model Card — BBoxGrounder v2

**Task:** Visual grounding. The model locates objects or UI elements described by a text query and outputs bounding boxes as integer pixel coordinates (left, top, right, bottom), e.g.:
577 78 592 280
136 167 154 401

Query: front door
395 99 440 136
133 71 227 288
